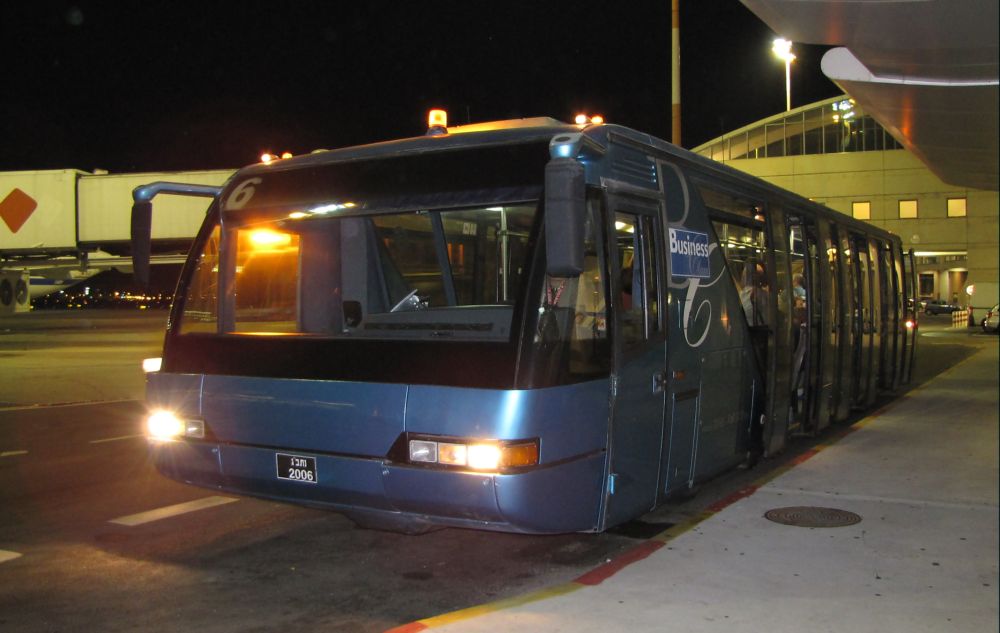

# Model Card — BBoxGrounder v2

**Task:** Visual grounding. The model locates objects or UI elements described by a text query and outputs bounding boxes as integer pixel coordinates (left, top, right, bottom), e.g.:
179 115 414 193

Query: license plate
275 453 318 484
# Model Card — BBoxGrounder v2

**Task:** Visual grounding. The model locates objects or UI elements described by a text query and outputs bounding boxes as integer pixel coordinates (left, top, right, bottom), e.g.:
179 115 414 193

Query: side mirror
131 200 153 287
544 158 586 276
130 181 223 287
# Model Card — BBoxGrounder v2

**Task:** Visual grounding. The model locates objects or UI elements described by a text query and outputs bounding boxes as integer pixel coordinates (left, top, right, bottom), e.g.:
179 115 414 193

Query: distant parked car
982 304 999 333
923 299 961 315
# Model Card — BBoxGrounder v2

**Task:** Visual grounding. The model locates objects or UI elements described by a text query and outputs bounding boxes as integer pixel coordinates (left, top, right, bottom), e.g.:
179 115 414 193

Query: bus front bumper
149 439 606 534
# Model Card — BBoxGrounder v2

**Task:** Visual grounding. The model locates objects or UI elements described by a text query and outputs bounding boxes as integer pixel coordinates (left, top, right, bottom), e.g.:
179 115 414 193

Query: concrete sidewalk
395 342 999 633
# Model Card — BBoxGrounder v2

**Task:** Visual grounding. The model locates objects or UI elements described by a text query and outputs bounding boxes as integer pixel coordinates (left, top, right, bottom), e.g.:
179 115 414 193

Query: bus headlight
147 410 185 440
146 411 205 441
406 437 538 471
467 444 501 470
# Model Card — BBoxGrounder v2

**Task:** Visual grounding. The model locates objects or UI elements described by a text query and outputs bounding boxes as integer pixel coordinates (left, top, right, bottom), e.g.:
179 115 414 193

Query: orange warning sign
0 188 37 234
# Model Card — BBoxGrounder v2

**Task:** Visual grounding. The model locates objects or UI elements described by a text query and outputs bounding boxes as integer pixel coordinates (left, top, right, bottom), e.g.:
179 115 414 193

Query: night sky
2 1 841 174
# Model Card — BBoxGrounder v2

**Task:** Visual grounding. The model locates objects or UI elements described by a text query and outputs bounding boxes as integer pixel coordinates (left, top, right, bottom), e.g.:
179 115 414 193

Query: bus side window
712 220 768 328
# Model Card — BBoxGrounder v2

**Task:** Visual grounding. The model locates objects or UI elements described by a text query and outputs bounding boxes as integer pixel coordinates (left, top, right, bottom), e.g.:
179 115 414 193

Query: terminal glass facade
696 97 903 162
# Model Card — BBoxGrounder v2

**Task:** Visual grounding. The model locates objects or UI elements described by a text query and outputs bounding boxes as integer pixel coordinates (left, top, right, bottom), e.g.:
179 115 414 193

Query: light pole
772 38 795 111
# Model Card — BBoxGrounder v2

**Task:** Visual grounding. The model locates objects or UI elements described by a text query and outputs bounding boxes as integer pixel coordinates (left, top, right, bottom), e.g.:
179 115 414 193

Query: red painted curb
705 484 759 513
574 539 665 586
788 447 820 466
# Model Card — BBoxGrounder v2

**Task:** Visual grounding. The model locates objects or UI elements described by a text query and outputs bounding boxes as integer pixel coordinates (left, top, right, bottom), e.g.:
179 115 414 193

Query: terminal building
693 95 999 311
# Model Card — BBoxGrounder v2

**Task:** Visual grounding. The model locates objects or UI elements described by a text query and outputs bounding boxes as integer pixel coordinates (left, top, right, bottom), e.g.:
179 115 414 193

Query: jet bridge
0 168 233 312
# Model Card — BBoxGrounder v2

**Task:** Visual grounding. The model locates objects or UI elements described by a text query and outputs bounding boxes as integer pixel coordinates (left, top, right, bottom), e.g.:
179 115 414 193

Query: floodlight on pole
771 38 795 111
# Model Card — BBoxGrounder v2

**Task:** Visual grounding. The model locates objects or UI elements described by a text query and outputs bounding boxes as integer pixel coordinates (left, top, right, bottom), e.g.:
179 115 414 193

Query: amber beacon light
427 109 448 134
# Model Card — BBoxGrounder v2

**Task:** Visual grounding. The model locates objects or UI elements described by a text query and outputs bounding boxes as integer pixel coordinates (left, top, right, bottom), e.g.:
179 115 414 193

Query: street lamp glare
772 38 795 111
772 38 795 62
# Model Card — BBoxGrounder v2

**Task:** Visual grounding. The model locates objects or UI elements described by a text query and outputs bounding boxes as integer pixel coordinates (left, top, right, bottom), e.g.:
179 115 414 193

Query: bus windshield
178 203 538 342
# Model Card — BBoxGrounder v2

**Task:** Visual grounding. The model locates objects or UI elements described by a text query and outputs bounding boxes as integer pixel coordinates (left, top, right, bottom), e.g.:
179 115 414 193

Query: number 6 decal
226 177 262 210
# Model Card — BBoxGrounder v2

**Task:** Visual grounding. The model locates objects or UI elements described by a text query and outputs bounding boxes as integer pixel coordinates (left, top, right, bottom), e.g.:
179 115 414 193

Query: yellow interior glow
248 229 292 248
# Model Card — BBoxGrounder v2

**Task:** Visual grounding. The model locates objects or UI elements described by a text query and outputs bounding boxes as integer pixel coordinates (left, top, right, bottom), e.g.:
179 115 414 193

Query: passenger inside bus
740 263 770 327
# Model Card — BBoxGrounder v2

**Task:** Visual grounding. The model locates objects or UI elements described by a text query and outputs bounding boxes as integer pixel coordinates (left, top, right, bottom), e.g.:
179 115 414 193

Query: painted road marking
0 398 137 413
89 433 145 444
109 496 238 527
1 450 28 457
0 550 23 564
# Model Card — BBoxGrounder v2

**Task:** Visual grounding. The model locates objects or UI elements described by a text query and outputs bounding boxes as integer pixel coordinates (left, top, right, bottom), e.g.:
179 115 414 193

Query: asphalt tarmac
0 309 990 632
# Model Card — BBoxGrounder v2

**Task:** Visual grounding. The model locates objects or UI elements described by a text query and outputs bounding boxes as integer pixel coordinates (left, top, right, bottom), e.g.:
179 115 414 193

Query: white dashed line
109 496 239 527
89 434 145 444
0 550 23 564
1 450 28 457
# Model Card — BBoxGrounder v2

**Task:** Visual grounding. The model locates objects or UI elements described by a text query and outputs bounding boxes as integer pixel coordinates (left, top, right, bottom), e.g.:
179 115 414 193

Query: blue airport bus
131 112 917 534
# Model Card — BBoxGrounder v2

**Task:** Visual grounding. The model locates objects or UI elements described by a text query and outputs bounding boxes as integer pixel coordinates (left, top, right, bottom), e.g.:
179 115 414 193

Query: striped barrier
952 309 970 328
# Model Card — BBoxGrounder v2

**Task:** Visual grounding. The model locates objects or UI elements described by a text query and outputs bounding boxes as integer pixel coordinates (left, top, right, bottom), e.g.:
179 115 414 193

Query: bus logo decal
669 228 711 279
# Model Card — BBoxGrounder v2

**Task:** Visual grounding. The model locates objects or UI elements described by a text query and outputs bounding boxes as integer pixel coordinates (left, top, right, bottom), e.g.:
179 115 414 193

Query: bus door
762 205 793 454
849 233 875 407
835 228 854 419
900 248 917 384
866 239 883 405
602 195 667 528
879 241 899 390
818 220 844 425
793 218 828 432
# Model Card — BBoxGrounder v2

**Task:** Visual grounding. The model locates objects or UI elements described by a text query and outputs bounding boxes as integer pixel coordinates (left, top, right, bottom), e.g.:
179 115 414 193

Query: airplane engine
0 270 30 314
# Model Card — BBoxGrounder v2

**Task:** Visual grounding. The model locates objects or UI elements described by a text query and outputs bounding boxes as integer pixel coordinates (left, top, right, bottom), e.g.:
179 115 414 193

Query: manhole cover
764 506 862 528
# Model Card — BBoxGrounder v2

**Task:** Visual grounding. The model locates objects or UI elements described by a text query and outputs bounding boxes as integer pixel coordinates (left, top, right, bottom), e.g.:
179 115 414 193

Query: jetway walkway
0 168 233 311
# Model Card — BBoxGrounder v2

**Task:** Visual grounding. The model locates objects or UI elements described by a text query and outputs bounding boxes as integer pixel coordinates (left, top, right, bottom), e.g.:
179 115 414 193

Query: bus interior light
248 229 292 248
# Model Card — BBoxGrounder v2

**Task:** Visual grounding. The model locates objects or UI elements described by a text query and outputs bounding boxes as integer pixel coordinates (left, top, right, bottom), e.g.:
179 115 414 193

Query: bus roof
229 115 898 242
